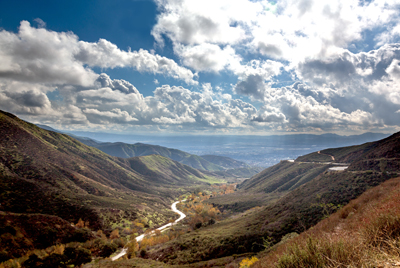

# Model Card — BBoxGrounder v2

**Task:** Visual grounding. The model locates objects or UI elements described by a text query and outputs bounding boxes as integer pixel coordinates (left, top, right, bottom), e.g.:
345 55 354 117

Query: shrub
64 246 92 266
36 227 58 248
0 250 10 263
140 248 147 258
240 256 259 268
98 242 117 258
22 254 43 268
109 229 120 239
69 228 93 243
41 253 67 268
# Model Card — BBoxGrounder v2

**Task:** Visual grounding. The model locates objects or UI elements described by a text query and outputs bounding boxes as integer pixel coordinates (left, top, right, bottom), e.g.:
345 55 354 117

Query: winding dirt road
111 200 186 261
318 151 335 161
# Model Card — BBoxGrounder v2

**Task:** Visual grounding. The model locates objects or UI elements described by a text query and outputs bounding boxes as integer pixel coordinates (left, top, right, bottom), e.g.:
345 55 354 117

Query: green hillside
122 154 224 185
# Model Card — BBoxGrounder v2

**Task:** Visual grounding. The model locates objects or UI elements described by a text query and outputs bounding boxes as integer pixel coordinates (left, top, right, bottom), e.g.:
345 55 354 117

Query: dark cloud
235 74 265 99
257 42 283 58
298 53 356 86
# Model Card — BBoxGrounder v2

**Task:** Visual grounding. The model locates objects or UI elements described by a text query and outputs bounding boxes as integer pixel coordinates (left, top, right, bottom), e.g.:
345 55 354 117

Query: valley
1 110 400 268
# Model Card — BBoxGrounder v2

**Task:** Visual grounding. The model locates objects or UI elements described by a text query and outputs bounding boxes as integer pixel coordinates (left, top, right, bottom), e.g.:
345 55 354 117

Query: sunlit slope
122 154 224 184
80 140 226 171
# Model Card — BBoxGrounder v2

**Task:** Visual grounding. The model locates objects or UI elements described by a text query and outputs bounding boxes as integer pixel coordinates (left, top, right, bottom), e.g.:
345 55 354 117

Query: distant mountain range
36 124 262 178
41 127 390 167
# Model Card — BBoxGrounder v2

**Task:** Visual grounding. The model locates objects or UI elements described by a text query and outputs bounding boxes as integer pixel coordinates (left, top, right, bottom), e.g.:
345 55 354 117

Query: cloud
76 39 198 85
0 80 54 115
0 21 197 87
83 108 138 124
235 74 266 99
233 60 283 100
0 21 98 87
153 0 400 68
152 0 257 46
33 18 46 28
177 44 241 72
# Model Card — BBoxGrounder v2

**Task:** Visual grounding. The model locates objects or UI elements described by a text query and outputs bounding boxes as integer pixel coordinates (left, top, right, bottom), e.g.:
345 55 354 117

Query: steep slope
254 175 400 268
0 110 222 230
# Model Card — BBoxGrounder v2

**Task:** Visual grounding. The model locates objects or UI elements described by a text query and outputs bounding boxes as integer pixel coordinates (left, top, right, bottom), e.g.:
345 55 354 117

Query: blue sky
1 0 400 135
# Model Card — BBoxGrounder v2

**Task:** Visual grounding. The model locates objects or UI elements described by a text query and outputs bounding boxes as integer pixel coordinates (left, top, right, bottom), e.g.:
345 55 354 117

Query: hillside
253 175 400 268
0 110 223 231
144 132 400 265
121 154 222 185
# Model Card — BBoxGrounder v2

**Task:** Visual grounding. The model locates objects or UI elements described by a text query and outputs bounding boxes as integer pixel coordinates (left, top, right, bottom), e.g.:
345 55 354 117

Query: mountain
146 132 400 265
0 110 223 232
70 135 254 173
43 127 390 168
35 124 62 133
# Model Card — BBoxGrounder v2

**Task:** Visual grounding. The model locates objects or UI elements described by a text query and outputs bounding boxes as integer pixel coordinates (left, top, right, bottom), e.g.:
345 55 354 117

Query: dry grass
253 176 400 268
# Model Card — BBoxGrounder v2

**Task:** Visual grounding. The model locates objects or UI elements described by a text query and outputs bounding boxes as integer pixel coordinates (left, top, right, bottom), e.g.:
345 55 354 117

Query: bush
0 250 11 263
240 256 259 268
64 246 92 266
140 248 147 258
41 253 67 268
22 254 43 268
98 242 118 258
69 228 93 243
36 227 58 248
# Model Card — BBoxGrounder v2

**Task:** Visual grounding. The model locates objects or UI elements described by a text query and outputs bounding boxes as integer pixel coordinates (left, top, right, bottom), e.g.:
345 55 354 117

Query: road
111 200 186 261
318 150 335 161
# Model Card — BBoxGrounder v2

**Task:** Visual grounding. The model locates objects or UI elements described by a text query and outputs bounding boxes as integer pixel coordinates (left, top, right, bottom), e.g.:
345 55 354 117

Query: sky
1 0 400 135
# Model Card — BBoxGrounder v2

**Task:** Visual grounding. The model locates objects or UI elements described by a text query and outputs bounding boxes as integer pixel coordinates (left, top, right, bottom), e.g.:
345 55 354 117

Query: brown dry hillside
253 175 400 268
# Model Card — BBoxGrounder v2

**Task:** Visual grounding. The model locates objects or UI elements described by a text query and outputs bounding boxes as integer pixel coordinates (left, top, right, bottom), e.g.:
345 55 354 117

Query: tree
126 235 139 259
